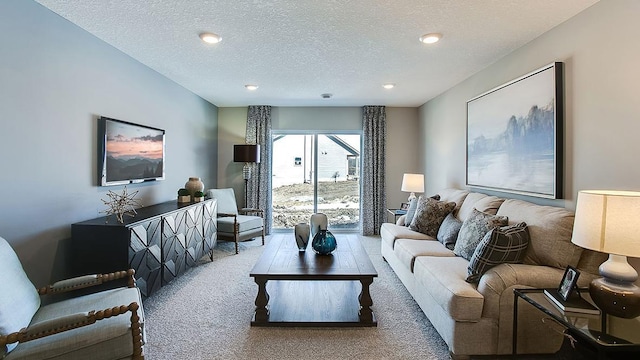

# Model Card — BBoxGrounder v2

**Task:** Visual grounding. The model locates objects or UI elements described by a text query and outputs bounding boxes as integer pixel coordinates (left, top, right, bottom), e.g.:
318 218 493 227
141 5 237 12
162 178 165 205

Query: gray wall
419 0 640 270
217 106 419 215
420 0 640 207
0 0 218 287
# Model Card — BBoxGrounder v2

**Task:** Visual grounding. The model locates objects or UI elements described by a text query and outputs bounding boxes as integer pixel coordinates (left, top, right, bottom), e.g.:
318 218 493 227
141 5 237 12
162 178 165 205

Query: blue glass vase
312 229 337 255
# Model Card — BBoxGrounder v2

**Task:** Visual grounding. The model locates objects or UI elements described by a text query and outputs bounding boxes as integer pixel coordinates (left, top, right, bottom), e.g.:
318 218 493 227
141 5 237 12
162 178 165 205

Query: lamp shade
233 144 260 163
401 173 424 193
571 190 640 258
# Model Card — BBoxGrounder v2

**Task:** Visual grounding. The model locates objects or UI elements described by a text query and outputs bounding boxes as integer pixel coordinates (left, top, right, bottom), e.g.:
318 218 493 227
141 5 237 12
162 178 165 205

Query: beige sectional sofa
380 188 606 358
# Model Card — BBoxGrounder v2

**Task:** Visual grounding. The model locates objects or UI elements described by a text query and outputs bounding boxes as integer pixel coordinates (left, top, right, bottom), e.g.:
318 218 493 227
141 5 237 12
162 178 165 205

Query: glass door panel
271 133 361 232
272 134 315 230
316 134 360 231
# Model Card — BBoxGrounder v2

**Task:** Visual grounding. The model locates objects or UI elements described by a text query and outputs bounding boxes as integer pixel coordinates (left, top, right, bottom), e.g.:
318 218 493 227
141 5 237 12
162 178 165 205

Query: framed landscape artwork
466 62 564 199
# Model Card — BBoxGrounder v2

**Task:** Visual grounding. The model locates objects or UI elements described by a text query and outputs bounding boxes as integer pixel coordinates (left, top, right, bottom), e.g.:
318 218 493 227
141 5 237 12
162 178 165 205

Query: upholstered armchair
0 236 145 360
205 188 265 254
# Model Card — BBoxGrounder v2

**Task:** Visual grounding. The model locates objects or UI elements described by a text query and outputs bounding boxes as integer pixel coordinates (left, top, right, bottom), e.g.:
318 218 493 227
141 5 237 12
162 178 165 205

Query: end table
513 288 640 359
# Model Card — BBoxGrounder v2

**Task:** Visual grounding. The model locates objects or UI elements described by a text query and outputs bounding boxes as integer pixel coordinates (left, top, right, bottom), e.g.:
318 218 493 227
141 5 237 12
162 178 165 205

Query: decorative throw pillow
453 209 508 261
466 222 530 283
404 194 440 227
436 213 463 250
409 196 455 237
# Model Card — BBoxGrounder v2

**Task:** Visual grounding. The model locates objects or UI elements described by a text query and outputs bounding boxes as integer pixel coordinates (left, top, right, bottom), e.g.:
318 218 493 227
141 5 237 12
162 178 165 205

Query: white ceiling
35 0 598 107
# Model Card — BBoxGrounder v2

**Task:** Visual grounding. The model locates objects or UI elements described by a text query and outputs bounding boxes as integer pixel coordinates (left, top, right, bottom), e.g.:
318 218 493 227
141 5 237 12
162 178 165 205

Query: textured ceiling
35 0 598 107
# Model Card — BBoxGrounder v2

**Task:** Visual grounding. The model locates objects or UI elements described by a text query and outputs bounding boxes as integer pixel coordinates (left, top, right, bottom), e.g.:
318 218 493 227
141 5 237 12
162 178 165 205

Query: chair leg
261 228 265 246
234 232 239 254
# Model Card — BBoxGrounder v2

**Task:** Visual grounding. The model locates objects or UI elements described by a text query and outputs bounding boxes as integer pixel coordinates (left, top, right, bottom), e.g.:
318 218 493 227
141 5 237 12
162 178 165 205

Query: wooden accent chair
205 188 265 254
0 236 144 360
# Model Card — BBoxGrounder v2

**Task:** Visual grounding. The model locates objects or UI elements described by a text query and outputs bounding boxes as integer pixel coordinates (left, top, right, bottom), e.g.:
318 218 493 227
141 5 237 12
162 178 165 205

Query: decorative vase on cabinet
185 177 204 197
312 229 337 255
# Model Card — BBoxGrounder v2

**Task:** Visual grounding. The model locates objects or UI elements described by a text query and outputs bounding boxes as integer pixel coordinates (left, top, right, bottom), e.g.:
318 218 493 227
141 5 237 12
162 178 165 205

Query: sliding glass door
271 133 361 232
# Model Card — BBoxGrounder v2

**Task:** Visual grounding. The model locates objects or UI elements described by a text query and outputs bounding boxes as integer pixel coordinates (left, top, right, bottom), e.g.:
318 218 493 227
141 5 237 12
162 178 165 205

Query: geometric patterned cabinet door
129 219 162 298
202 199 218 260
71 199 217 299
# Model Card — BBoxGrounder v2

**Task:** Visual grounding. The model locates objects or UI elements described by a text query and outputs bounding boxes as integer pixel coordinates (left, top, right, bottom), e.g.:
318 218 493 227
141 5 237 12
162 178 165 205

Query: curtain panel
362 106 386 235
246 105 273 234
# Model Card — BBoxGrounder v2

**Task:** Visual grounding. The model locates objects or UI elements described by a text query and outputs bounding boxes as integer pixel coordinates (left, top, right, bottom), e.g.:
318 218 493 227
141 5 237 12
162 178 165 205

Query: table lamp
571 190 640 318
401 173 424 202
233 144 260 207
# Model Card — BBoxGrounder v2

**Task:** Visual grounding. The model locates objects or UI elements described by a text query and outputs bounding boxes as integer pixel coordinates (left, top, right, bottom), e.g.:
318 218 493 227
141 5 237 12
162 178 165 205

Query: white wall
217 106 420 214
419 0 640 271
0 0 218 286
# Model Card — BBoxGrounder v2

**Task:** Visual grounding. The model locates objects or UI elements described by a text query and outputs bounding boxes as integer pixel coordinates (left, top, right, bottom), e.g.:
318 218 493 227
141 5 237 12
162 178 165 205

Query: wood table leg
359 277 374 323
253 276 270 324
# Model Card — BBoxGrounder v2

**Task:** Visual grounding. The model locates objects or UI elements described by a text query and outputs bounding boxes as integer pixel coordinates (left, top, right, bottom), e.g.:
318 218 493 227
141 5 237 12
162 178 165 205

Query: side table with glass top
513 288 640 359
386 208 407 223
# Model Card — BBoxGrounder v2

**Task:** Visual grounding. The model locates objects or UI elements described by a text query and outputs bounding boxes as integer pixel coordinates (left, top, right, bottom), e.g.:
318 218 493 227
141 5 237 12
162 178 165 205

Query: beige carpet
143 233 451 359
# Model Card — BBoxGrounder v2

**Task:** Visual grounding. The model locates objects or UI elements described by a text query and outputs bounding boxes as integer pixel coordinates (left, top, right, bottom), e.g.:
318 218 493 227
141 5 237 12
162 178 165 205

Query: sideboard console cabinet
71 199 217 298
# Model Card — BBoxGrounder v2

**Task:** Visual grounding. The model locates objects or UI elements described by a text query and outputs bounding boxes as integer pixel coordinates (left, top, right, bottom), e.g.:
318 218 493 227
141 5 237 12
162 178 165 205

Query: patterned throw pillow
405 194 440 227
466 222 530 283
436 213 463 250
409 196 455 237
453 209 508 261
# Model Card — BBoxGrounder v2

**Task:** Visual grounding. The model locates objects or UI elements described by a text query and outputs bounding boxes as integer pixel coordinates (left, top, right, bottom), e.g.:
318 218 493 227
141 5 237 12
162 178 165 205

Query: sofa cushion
466 222 530 283
413 256 484 321
405 194 440 227
436 213 462 250
409 197 456 237
454 209 508 261
438 189 470 217
380 223 432 249
394 239 455 272
496 199 582 269
457 193 504 222
0 236 41 356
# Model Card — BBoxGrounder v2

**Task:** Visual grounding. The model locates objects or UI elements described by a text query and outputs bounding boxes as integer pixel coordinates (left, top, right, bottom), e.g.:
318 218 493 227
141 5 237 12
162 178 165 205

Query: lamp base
589 277 640 318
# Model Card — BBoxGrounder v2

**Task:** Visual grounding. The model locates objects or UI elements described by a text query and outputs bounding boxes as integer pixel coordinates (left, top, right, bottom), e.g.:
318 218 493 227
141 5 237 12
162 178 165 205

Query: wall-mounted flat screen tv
98 116 165 186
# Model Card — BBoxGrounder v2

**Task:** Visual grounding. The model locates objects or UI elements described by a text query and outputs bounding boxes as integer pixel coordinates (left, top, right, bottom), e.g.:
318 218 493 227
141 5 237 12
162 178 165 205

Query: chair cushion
206 188 238 215
7 287 144 360
0 236 41 356
217 215 263 234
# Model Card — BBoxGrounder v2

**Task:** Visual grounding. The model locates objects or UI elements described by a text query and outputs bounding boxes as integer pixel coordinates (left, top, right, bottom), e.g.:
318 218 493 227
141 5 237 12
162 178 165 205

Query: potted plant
177 188 191 203
193 191 205 203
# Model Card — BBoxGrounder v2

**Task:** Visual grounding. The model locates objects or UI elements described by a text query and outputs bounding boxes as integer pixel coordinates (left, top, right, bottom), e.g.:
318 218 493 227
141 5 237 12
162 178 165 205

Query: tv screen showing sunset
104 119 164 183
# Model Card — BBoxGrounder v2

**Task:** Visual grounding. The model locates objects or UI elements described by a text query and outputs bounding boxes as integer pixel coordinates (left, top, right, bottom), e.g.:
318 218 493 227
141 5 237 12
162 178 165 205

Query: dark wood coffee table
249 234 378 327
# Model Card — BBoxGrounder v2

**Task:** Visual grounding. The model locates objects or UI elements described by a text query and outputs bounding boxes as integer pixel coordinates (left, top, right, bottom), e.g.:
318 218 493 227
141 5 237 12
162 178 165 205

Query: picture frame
466 62 564 199
558 266 580 301
400 202 409 210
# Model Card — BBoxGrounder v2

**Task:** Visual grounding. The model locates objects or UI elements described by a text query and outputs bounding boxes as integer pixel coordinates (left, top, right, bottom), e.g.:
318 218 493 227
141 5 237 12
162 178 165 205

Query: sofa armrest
477 264 565 319
37 269 136 295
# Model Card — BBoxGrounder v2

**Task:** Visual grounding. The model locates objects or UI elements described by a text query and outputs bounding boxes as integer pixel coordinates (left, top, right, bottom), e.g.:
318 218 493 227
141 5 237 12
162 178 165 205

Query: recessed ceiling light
321 93 332 99
419 33 442 44
245 84 258 91
199 32 221 44
383 83 395 89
